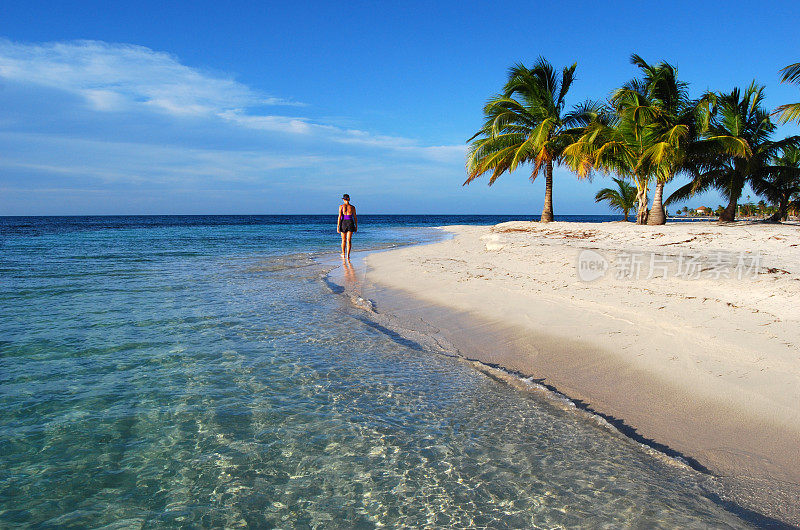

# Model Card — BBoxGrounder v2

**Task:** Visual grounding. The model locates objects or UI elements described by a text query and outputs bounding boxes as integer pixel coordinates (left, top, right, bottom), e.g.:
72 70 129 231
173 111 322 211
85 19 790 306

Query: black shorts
339 219 356 232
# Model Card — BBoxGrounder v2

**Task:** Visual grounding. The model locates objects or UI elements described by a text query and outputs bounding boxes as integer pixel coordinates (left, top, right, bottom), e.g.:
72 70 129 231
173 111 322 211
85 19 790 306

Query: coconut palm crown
465 58 600 222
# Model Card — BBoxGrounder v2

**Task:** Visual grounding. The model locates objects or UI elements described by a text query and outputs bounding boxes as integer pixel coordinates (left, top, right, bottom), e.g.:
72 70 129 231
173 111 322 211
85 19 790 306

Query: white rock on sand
364 220 800 524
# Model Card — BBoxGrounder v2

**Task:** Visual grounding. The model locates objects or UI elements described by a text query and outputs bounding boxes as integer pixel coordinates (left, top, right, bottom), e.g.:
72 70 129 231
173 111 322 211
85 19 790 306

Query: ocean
0 215 756 527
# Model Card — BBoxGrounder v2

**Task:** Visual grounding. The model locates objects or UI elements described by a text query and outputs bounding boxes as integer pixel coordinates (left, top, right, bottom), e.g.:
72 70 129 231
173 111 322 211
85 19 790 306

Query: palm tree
632 56 703 225
594 177 637 221
564 55 704 225
563 86 652 224
466 58 599 222
668 83 798 222
752 146 800 222
775 62 800 124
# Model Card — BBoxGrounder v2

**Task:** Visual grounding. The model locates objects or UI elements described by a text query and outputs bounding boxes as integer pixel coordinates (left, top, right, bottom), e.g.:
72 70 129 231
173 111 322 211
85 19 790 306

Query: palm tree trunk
623 208 629 222
647 182 666 225
635 178 649 225
541 161 554 222
719 195 738 223
766 196 789 223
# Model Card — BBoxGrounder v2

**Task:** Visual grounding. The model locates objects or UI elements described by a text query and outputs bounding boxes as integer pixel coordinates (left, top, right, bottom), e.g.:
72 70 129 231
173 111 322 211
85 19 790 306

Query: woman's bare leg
340 232 346 257
345 231 353 260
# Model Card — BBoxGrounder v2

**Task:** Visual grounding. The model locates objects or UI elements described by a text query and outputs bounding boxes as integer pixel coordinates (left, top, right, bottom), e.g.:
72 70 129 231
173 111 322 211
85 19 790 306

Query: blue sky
1 0 798 215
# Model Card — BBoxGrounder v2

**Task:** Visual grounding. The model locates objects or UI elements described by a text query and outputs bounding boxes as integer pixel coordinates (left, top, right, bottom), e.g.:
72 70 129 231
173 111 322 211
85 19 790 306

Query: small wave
350 295 375 312
463 359 703 474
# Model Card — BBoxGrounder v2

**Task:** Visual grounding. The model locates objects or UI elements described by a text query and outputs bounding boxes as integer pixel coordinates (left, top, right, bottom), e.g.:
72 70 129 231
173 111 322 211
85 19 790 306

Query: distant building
695 206 711 215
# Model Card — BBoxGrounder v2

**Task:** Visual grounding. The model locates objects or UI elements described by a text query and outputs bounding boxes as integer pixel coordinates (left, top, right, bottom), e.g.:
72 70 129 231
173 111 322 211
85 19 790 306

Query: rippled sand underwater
0 216 759 528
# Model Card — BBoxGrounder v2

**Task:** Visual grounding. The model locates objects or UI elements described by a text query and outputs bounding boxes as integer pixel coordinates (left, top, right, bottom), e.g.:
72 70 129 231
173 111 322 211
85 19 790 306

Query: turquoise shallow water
0 215 758 527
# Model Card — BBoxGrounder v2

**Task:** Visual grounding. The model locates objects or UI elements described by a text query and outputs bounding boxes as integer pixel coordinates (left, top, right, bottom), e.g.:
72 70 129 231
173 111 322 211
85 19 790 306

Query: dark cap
342 194 350 200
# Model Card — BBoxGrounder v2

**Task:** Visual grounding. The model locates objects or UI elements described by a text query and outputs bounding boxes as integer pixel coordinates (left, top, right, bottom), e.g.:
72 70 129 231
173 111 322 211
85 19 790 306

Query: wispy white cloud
217 111 317 135
0 39 299 116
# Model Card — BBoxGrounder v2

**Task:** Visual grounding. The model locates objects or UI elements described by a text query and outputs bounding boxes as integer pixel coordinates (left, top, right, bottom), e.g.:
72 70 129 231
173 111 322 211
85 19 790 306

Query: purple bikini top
342 214 352 220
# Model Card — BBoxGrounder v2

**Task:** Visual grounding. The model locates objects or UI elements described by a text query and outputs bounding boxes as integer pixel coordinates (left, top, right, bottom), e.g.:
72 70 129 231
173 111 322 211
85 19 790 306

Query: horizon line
0 213 624 218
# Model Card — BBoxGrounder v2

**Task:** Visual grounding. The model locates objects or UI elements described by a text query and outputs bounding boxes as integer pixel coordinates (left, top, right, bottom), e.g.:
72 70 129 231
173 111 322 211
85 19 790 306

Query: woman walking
337 194 357 260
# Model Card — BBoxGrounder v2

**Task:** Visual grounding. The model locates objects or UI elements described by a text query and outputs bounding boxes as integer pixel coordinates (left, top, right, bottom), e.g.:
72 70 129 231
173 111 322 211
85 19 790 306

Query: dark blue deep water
0 215 754 528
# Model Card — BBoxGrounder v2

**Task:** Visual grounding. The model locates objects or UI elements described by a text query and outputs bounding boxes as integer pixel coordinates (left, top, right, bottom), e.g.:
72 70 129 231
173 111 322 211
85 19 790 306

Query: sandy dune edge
364 221 800 525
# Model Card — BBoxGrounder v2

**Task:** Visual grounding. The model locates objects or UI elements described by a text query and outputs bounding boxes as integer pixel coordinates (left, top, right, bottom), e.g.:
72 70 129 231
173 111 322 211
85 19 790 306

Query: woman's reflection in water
342 259 357 288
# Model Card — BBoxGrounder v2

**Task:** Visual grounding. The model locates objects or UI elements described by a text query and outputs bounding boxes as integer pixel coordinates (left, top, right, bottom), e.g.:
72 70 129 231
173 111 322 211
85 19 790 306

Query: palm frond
780 62 800 84
775 102 800 125
557 63 577 109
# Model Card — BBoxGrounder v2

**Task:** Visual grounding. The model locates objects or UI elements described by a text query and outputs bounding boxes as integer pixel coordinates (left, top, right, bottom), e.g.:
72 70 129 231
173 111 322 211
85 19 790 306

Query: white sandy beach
364 221 800 524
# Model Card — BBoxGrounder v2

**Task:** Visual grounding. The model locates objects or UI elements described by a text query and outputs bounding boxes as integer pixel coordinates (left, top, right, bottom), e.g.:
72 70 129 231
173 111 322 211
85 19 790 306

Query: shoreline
358 220 800 526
